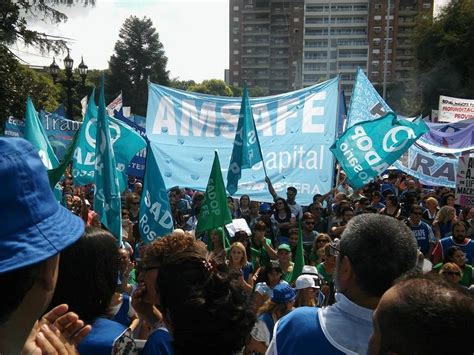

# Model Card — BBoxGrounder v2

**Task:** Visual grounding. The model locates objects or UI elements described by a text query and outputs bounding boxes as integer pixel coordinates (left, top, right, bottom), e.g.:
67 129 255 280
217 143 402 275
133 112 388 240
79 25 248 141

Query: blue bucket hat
271 283 296 304
0 138 85 274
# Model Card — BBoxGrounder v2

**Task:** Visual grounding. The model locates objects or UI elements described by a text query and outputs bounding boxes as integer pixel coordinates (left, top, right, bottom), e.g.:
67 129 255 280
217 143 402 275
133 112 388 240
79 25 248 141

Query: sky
11 0 450 83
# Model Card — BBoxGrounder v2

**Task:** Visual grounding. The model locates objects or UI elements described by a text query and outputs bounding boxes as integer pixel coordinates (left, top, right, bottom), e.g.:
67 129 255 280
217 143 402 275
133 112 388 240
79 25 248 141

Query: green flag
196 151 233 233
24 97 59 169
47 129 80 188
93 78 122 244
291 220 305 283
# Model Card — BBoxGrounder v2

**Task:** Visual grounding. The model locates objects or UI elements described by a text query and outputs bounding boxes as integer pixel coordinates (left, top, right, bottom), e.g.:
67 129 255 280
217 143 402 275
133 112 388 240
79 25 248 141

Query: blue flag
226 87 264 195
24 97 59 170
330 112 429 189
73 91 146 190
139 143 174 244
93 79 122 244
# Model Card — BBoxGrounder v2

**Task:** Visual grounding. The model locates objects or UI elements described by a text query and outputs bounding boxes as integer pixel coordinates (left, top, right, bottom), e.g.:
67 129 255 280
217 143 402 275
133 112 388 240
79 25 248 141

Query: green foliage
108 16 170 116
374 81 422 117
188 79 233 97
169 78 196 91
413 0 474 115
0 47 60 131
0 0 95 54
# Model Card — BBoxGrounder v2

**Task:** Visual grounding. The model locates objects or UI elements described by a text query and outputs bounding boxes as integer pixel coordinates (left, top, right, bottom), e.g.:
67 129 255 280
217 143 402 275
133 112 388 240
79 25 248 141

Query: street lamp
49 50 88 120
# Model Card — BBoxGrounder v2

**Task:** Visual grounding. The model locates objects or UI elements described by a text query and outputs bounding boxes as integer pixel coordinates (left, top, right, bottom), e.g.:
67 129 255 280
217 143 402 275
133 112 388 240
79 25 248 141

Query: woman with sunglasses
309 233 332 266
432 246 473 287
439 262 463 285
316 244 337 305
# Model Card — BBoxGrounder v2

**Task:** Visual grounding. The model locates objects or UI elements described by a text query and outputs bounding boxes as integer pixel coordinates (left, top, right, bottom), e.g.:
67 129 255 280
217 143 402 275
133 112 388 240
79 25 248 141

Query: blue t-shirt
409 220 435 255
142 327 173 355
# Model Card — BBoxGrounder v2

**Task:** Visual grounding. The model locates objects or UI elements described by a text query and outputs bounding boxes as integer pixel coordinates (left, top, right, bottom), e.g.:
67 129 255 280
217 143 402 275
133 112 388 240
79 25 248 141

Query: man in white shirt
267 214 418 355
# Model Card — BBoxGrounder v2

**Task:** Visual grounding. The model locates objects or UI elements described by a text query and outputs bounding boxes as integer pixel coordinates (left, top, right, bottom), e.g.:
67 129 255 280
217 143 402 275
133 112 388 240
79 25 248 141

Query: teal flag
226 87 263 195
73 91 146 190
139 143 174 244
93 79 122 244
24 97 59 169
196 151 233 233
330 112 429 189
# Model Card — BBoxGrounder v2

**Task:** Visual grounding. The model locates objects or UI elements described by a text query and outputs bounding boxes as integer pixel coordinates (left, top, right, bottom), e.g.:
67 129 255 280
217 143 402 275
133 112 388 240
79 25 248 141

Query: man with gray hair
267 214 418 354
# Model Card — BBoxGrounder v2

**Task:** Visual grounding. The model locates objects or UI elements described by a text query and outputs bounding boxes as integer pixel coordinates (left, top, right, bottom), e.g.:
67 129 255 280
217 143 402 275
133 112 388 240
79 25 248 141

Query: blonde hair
257 298 289 317
425 197 438 207
229 242 248 268
294 288 316 308
434 206 456 224
440 262 462 275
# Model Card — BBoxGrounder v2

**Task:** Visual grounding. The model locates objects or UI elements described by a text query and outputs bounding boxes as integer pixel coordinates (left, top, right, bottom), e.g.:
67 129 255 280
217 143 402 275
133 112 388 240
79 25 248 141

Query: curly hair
147 233 256 355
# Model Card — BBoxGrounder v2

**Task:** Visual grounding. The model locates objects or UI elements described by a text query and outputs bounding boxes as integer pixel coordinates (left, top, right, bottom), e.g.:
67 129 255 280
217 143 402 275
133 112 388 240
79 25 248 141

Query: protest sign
146 78 340 205
227 86 263 195
455 156 474 206
331 113 428 188
438 95 474 123
139 144 174 243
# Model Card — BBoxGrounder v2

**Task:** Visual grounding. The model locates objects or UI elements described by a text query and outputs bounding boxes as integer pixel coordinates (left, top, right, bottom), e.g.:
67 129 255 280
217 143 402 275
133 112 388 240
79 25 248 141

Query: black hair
410 204 423 214
48 226 119 324
156 247 255 354
287 186 297 194
339 214 417 297
255 262 283 285
443 246 464 264
452 220 467 233
273 197 291 216
377 273 474 355
0 262 42 324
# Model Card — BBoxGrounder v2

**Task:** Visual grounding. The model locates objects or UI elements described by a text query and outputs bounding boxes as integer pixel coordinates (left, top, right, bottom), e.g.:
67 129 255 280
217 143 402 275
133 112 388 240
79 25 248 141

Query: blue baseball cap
271 283 296 304
0 138 85 274
259 203 272 213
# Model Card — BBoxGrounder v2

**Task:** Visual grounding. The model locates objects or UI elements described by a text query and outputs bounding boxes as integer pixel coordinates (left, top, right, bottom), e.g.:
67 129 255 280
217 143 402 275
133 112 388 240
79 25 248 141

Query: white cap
301 265 318 276
295 275 319 290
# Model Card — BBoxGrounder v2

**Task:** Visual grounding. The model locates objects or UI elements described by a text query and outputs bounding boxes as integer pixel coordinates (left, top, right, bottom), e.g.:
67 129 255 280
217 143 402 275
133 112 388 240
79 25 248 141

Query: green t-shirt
250 237 273 269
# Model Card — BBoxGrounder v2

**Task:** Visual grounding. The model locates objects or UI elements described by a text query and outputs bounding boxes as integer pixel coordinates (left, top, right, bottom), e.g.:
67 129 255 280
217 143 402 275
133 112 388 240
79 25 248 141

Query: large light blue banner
146 78 340 205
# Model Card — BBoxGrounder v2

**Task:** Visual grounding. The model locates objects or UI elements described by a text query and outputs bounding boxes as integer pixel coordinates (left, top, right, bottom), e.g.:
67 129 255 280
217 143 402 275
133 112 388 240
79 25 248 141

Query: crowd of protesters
1 137 473 355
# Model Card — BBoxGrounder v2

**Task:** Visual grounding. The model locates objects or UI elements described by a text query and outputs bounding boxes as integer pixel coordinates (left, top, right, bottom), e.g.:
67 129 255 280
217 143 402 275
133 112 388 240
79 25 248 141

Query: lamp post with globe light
49 50 88 120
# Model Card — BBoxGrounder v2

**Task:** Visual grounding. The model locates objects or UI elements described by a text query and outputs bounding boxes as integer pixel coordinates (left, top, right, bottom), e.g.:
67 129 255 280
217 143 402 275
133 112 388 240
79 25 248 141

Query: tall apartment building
229 0 432 97
302 0 369 98
367 0 434 90
228 0 304 95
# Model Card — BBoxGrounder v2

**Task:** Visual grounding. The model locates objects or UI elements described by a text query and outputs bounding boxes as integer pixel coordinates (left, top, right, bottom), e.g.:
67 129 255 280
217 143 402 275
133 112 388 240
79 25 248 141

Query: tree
0 47 60 131
0 0 95 54
108 16 170 116
169 78 196 91
413 0 474 115
188 79 233 96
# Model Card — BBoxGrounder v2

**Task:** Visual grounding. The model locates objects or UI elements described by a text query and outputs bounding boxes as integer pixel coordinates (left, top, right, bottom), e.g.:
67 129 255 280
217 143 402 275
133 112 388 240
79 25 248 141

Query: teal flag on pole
330 112 429 189
139 143 174 244
93 79 122 244
226 87 263 195
73 91 146 190
24 97 59 170
197 151 233 233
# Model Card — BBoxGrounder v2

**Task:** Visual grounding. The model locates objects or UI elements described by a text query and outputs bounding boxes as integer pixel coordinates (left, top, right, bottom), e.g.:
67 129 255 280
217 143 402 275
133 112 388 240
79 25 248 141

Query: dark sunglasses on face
444 271 461 276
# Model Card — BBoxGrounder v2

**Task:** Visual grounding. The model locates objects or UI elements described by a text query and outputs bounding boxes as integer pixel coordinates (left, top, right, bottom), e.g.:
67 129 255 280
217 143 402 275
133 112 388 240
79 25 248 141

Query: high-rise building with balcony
228 0 432 98
228 0 304 95
368 0 434 90
302 0 369 99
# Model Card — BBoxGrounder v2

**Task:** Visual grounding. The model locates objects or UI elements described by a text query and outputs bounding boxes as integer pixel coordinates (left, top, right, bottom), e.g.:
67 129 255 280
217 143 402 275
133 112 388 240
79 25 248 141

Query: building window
233 82 239 86
294 17 300 22
374 15 382 20
233 50 239 54
423 3 431 8
233 5 239 10
372 49 380 54
374 26 381 33
233 38 239 43
233 17 239 22
233 71 239 76
234 60 239 65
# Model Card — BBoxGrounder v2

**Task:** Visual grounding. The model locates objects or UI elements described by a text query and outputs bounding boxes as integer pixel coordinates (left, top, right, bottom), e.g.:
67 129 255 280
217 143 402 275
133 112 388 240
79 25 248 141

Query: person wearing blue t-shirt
405 205 436 258
267 214 418 355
